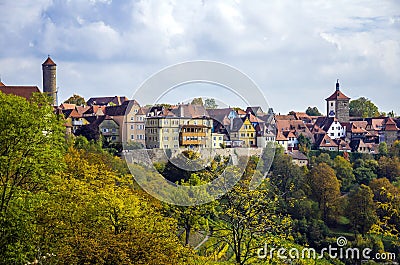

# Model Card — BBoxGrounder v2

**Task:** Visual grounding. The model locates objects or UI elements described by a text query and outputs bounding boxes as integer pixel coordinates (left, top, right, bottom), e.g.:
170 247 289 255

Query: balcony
179 125 208 146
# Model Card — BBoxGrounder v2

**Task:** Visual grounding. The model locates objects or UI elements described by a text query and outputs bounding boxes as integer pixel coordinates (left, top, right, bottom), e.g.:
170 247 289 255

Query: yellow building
239 117 256 147
229 117 256 147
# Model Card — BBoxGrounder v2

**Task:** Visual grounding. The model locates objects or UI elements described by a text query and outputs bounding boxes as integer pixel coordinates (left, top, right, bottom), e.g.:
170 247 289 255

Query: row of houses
275 113 400 154
59 96 277 150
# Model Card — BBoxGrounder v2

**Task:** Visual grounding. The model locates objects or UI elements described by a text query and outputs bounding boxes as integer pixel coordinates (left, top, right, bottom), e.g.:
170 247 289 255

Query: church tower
325 80 350 123
42 56 57 106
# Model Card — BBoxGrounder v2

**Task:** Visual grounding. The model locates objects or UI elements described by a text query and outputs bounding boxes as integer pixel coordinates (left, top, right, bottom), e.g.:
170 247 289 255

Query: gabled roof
226 117 244 133
335 139 352 151
315 133 338 148
294 112 312 122
105 104 128 116
246 106 264 116
384 117 399 131
76 105 91 115
42 56 56 66
207 108 237 121
0 86 40 100
314 116 339 132
351 121 368 134
172 104 208 118
137 107 148 115
287 150 308 160
276 131 288 141
286 131 297 139
86 96 129 106
248 113 264 123
60 103 76 110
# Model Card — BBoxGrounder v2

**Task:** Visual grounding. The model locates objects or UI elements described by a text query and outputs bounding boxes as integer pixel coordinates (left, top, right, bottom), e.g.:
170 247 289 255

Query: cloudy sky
0 0 399 114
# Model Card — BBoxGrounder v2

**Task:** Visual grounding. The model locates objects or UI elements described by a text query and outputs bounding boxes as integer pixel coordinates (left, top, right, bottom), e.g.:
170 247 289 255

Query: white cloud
0 0 399 114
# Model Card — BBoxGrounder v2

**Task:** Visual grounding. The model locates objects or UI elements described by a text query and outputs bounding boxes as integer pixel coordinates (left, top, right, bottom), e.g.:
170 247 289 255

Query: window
111 136 116 140
112 128 116 133
164 145 168 149
331 102 334 106
213 136 216 140
219 137 222 140
330 133 334 136
131 134 134 140
130 117 134 121
131 125 134 129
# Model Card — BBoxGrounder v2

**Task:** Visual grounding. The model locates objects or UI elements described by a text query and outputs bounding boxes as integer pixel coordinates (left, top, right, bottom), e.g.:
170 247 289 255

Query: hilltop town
1 56 399 163
1 56 400 265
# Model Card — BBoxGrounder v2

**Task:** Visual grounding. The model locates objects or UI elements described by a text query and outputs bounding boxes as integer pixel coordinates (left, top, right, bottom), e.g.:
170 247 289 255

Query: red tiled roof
60 103 76 110
0 81 5 86
325 90 350 101
276 131 288 141
76 105 90 115
42 56 56 66
275 114 296 120
385 117 399 131
287 131 296 138
0 86 40 100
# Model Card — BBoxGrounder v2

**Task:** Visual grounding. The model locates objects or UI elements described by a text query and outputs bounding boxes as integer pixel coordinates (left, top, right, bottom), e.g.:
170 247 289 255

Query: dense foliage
1 92 399 264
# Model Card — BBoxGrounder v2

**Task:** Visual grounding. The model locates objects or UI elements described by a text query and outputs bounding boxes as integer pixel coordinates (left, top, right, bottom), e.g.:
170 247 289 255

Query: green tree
346 185 377 235
333 156 355 192
297 134 311 154
204 98 218 109
354 167 377 185
378 142 388 155
305 106 322 116
270 150 305 202
377 156 400 182
165 173 217 246
310 153 333 167
212 161 292 265
369 178 400 237
349 97 379 117
34 147 195 265
389 140 400 157
191 97 204 106
306 163 341 223
0 92 65 214
64 94 86 106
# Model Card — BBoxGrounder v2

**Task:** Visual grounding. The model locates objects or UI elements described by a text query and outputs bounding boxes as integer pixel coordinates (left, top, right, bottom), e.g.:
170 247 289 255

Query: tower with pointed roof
42 56 57 105
325 80 350 123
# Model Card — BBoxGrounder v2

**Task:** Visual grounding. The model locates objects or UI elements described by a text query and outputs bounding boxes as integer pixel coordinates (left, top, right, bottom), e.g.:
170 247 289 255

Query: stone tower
42 56 57 106
325 80 350 123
